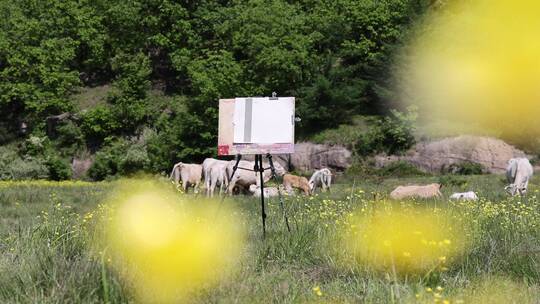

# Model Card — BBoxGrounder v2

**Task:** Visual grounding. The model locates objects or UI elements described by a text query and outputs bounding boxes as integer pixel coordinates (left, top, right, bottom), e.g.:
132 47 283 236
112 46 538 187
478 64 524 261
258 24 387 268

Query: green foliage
80 106 119 145
88 138 151 180
297 71 366 134
21 135 50 156
107 53 152 134
186 50 244 109
0 0 434 180
439 175 468 188
146 96 214 172
110 52 151 99
3 157 49 180
55 120 85 156
369 107 418 155
87 140 126 180
118 143 150 176
45 156 72 181
311 121 368 148
147 112 214 172
0 0 106 126
376 161 426 177
444 162 485 175
0 144 48 180
312 107 417 156
1 136 71 180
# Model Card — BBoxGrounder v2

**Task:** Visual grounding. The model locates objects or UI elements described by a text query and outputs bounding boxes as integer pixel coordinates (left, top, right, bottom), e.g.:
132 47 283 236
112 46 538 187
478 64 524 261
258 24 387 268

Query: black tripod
225 153 291 238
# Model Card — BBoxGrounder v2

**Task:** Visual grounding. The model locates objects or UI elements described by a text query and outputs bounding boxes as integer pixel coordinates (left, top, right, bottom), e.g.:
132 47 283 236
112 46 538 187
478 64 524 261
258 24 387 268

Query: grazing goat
505 158 533 196
309 168 332 192
170 162 202 193
226 160 286 195
202 158 230 196
390 183 442 200
283 174 311 195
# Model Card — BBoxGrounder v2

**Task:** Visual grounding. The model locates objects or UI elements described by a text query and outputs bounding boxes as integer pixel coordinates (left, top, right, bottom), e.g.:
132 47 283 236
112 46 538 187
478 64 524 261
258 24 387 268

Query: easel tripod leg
226 155 242 195
256 155 267 238
267 154 291 232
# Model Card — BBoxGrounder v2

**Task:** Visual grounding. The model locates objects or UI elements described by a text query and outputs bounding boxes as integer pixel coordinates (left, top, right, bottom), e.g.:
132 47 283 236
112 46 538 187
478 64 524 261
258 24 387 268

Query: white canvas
233 97 295 144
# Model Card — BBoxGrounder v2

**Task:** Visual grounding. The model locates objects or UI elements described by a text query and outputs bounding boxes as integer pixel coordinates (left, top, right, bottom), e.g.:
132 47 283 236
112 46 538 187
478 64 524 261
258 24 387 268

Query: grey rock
376 135 526 174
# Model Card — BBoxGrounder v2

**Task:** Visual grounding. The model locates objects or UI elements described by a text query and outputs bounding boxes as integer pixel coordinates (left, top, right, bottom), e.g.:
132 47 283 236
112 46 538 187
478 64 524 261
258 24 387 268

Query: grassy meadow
1 175 540 303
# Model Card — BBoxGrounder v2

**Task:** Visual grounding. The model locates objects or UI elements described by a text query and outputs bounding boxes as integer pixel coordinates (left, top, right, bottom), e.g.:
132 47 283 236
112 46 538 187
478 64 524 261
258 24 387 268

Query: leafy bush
444 162 485 175
7 157 49 180
55 120 85 156
367 107 417 155
80 106 120 146
0 145 20 180
146 97 214 172
21 135 50 156
88 138 151 180
0 143 50 180
376 161 426 177
88 152 117 181
0 123 19 144
106 53 152 134
45 156 72 181
310 116 371 150
311 108 417 157
87 139 126 180
118 144 150 175
439 175 468 187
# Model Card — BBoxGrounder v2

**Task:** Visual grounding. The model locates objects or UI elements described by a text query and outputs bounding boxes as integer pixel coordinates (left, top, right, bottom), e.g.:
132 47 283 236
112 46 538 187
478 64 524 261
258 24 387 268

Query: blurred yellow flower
344 204 468 274
312 286 323 296
403 0 540 143
101 179 245 303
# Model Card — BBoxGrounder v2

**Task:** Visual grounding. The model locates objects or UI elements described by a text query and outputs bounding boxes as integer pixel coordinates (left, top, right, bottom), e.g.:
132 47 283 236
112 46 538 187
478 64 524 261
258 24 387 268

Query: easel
225 153 291 238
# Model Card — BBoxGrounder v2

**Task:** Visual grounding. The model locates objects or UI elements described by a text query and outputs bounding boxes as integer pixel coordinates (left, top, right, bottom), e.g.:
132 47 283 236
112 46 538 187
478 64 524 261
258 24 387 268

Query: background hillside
0 0 440 180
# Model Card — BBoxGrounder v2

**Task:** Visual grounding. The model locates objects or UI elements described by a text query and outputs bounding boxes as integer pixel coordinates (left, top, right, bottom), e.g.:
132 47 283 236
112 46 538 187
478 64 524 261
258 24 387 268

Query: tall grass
0 176 539 303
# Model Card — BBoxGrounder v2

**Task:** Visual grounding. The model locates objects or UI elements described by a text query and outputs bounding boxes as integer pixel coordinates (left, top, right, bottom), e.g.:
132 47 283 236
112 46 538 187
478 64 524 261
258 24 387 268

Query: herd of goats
170 157 534 200
169 158 332 197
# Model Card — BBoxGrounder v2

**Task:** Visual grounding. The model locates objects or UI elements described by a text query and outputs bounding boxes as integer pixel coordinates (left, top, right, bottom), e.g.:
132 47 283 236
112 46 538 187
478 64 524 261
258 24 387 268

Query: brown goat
389 183 442 200
283 174 311 195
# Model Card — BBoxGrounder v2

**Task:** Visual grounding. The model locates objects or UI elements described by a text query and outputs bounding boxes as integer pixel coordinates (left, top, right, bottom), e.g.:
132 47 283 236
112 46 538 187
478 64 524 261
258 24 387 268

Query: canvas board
218 97 295 155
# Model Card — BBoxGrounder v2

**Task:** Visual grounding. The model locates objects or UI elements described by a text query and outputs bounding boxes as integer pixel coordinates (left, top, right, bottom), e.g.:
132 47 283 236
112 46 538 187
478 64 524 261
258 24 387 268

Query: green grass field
1 175 539 303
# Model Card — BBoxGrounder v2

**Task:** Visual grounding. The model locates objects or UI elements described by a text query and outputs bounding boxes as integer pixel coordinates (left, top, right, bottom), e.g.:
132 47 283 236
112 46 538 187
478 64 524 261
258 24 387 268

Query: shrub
0 145 20 180
310 116 372 152
88 138 151 180
444 162 485 175
368 107 417 155
0 143 51 180
80 106 120 146
21 135 50 156
87 139 127 180
344 157 378 178
118 144 150 175
310 108 418 157
45 156 72 181
439 175 468 187
55 120 85 156
8 157 49 180
147 100 214 172
88 151 118 181
376 161 426 177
